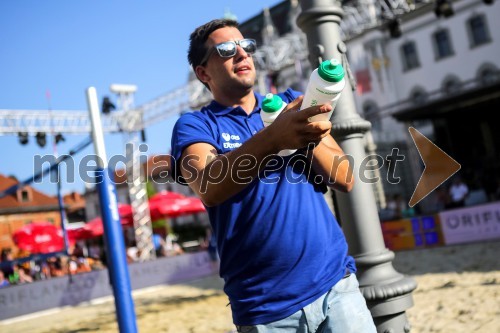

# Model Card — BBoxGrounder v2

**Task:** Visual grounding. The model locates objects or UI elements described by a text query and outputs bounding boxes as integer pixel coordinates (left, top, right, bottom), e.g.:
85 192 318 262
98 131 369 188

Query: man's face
199 26 256 97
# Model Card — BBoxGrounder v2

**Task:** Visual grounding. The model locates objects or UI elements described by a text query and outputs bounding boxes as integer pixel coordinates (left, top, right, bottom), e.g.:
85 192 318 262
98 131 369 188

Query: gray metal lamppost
297 1 417 332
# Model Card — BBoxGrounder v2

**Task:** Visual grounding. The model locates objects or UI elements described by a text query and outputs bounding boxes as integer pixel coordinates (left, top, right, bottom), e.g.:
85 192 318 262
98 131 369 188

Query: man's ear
195 65 210 85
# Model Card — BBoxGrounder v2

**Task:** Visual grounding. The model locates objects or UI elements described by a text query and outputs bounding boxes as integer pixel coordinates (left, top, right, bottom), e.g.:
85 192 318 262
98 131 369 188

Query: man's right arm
180 128 278 206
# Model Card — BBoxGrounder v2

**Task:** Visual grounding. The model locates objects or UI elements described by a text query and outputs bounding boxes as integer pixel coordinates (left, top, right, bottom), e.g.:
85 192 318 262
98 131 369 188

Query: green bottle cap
318 58 345 82
262 93 284 113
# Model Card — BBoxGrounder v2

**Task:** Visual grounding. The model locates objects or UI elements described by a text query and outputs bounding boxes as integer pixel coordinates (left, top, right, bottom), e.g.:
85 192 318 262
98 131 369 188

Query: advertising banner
439 201 500 245
381 215 443 251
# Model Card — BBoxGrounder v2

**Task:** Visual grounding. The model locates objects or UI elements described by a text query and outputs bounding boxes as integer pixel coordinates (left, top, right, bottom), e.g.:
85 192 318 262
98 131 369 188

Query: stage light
55 133 65 144
102 96 116 114
36 132 47 148
18 132 29 145
435 0 454 18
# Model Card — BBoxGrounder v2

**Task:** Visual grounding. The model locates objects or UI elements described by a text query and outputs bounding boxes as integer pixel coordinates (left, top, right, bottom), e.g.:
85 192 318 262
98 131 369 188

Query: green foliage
146 179 156 199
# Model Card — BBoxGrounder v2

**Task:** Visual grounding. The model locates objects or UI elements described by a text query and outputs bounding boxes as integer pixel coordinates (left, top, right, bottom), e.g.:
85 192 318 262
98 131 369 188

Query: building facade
187 0 500 213
0 174 62 253
350 0 500 209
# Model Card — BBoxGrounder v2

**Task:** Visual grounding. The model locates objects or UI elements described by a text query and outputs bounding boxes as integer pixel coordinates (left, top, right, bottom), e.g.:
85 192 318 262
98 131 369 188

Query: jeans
236 274 376 333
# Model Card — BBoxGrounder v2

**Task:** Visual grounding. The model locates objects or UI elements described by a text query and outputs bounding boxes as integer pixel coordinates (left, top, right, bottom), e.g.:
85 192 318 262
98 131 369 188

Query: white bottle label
301 68 346 122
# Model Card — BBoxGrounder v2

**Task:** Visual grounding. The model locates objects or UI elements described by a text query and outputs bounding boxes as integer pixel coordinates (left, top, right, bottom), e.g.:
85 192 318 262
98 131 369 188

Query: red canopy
148 191 206 220
70 204 133 239
12 222 65 254
116 203 133 223
67 226 93 243
68 193 206 242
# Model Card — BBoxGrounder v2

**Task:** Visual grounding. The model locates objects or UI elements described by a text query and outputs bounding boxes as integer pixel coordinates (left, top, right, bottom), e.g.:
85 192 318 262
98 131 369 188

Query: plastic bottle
261 93 296 156
300 58 346 122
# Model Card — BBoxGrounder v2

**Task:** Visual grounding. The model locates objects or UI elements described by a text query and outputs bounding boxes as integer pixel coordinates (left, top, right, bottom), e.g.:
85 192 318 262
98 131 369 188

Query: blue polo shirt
171 88 355 325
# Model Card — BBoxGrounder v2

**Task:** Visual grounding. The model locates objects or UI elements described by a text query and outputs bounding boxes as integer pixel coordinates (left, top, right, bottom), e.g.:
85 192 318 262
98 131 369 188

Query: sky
0 0 283 196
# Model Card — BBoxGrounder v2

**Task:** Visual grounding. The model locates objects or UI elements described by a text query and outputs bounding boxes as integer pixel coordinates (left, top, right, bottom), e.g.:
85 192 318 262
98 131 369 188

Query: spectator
1 248 14 278
18 267 33 283
88 240 102 260
165 234 184 256
201 227 218 262
0 248 12 262
434 185 450 212
448 176 469 208
40 261 52 279
153 234 166 257
8 264 20 284
386 194 406 220
0 271 9 288
69 256 79 274
76 258 92 273
72 242 85 258
48 257 65 277
126 246 140 262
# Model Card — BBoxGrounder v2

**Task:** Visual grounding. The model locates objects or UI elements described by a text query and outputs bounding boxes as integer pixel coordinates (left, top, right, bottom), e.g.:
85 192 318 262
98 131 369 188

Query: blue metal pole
56 172 71 254
86 87 138 333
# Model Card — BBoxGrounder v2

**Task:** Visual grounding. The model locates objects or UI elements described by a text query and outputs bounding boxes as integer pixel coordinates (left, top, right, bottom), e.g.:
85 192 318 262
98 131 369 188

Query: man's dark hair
188 18 239 74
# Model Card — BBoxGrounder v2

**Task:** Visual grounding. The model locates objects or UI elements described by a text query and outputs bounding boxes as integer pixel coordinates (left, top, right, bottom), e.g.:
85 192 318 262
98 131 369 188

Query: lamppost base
356 249 417 333
372 311 413 333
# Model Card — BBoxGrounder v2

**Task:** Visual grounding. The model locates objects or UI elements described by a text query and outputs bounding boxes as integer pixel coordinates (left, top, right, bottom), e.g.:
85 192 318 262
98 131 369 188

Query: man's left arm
308 134 354 192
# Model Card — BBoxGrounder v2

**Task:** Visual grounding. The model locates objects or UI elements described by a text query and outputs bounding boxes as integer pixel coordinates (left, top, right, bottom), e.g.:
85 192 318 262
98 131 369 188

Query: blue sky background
0 0 282 195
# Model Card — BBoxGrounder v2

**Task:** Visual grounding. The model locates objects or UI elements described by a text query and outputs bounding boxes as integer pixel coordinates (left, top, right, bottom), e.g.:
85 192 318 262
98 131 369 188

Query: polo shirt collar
208 92 264 116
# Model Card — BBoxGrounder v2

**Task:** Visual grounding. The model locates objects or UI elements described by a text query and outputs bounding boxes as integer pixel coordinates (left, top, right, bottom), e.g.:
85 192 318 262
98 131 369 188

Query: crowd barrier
0 251 217 321
381 201 500 251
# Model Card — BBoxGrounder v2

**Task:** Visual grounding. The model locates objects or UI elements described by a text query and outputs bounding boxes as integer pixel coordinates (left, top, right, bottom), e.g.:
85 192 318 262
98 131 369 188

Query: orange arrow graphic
408 127 461 207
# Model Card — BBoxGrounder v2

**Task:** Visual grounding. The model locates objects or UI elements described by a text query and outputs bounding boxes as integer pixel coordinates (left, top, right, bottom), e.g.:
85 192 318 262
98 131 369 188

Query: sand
1 241 499 333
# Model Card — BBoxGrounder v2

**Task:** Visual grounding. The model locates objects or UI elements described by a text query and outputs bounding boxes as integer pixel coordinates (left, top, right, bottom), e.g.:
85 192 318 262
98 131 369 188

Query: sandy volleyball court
1 241 499 333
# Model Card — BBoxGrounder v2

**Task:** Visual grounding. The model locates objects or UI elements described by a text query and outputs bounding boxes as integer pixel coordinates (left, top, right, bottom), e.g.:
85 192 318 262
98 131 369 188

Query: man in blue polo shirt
171 19 376 332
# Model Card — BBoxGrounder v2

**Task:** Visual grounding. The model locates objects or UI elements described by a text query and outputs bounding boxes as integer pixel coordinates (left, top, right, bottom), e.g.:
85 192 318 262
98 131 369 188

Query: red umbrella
69 194 205 242
148 191 206 220
69 203 134 241
117 203 133 222
149 191 185 201
12 221 65 254
67 226 93 242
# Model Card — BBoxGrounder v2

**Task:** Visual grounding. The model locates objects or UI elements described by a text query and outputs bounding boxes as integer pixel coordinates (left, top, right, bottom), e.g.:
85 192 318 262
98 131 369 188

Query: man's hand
266 96 354 192
267 96 333 151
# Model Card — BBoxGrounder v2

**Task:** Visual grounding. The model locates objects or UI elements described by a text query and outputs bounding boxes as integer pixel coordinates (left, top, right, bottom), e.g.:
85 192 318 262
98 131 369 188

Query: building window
467 15 491 48
21 190 30 202
17 188 32 202
410 87 428 105
432 29 454 60
400 41 420 71
479 65 500 86
442 76 462 95
363 102 382 132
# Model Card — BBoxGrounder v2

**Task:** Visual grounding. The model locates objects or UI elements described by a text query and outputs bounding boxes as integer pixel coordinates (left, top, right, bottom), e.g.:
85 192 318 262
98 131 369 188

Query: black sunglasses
200 39 257 65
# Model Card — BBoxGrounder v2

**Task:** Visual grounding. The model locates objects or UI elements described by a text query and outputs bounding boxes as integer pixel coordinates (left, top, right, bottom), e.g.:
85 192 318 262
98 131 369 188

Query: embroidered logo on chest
221 132 242 149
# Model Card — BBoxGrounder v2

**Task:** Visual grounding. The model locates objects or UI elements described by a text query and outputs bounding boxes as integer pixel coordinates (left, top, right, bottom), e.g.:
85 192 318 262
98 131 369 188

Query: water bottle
300 58 345 122
261 93 296 156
